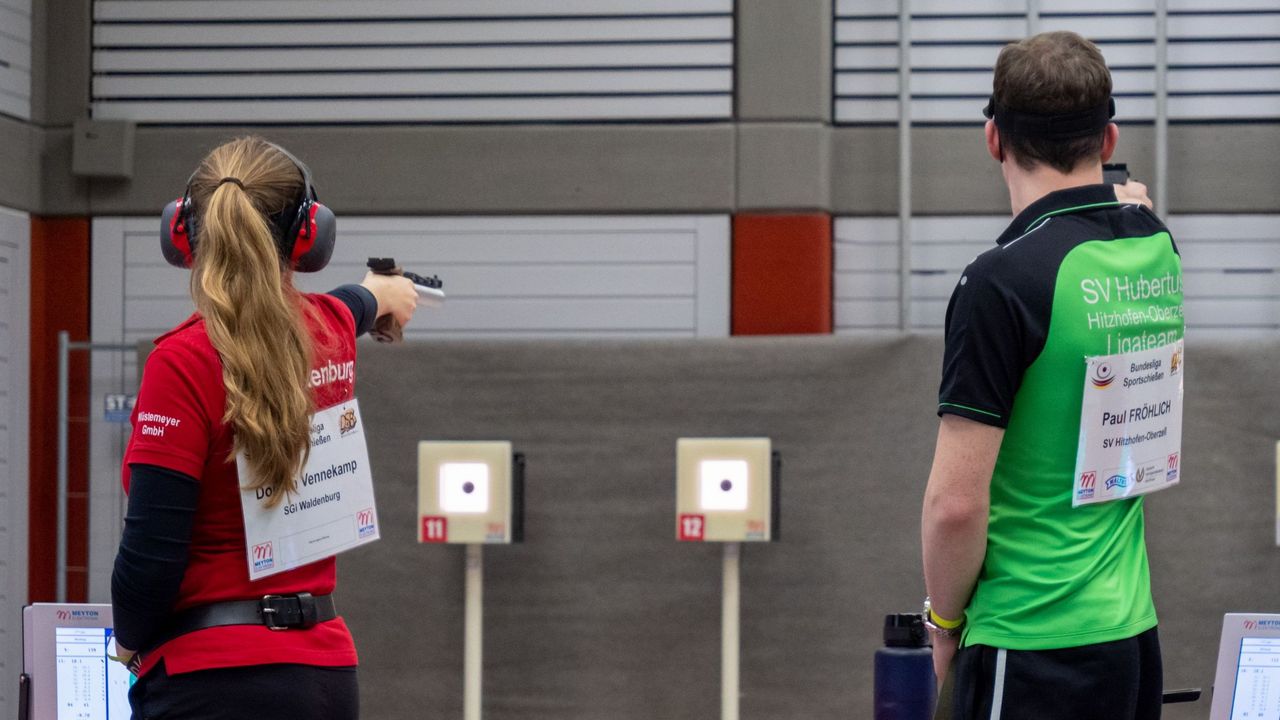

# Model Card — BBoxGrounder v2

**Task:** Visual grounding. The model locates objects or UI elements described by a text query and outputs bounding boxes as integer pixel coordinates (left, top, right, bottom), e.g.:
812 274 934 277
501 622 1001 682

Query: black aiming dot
462 482 475 494
720 479 733 492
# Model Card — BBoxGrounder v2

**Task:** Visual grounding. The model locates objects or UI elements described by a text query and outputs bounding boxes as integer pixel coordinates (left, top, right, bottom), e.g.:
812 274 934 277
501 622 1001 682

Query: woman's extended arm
328 272 417 338
326 284 378 337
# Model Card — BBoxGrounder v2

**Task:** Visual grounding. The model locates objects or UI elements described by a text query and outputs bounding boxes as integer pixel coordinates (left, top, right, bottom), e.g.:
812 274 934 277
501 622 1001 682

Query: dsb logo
252 541 274 571
357 508 376 538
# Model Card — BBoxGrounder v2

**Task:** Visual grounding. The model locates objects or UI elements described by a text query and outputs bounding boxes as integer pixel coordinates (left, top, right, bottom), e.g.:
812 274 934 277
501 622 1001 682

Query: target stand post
675 438 781 720
419 442 525 720
464 543 483 720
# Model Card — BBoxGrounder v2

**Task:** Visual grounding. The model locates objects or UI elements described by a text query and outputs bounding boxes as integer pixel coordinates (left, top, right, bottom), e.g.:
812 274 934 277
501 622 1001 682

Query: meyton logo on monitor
439 462 490 514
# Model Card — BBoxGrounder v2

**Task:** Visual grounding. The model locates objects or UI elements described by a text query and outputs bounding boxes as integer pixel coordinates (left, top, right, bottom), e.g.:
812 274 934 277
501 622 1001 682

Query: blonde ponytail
187 137 315 507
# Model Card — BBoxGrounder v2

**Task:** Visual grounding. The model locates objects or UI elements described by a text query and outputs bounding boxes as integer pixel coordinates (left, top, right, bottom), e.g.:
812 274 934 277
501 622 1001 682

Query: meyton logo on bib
1077 471 1097 500
357 507 376 538
252 541 275 571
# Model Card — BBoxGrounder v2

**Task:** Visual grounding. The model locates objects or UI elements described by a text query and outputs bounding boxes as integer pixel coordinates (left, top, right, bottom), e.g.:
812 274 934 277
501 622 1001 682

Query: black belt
149 593 337 650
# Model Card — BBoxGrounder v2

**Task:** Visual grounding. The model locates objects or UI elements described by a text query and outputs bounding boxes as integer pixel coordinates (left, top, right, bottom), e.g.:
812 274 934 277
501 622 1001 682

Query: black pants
949 627 1163 720
129 661 359 720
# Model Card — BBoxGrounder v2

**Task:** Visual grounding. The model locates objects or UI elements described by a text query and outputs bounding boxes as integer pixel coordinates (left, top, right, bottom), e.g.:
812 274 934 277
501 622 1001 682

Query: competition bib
239 399 380 580
1072 339 1184 507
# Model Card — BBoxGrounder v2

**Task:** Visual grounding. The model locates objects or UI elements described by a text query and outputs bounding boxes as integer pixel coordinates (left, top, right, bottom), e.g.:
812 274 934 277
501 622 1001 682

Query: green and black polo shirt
938 183 1184 651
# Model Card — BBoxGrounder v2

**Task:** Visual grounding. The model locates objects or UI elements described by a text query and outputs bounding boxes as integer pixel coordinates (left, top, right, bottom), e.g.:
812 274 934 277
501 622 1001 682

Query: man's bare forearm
922 490 988 622
921 415 1003 621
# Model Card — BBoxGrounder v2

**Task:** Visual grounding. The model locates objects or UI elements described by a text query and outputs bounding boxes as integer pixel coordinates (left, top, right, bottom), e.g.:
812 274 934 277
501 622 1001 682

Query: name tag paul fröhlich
1073 339 1184 507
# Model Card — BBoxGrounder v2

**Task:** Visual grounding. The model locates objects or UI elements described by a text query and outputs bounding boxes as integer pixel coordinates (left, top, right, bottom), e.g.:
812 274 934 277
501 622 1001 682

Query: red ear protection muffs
159 141 336 273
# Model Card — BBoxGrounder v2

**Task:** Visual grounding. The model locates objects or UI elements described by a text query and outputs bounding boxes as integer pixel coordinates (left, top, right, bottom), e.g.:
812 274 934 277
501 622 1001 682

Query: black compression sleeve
110 464 200 652
327 284 378 337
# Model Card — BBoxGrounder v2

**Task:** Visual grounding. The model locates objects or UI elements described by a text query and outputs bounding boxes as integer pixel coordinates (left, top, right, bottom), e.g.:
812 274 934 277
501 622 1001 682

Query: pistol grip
371 316 403 343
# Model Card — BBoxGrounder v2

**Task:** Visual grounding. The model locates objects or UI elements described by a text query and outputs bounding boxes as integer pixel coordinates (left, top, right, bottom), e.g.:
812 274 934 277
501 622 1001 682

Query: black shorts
947 626 1162 720
129 661 359 720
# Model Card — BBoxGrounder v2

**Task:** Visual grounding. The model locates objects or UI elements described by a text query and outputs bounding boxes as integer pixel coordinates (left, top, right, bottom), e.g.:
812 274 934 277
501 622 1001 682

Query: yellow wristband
929 608 965 630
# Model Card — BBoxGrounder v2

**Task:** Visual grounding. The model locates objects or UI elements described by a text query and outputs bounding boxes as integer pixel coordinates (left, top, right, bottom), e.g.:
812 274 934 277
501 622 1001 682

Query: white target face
439 462 490 514
699 459 750 511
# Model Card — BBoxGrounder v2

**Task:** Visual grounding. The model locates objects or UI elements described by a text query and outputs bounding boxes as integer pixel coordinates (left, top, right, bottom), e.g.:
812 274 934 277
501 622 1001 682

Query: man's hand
931 632 960 683
1114 180 1152 210
360 270 418 328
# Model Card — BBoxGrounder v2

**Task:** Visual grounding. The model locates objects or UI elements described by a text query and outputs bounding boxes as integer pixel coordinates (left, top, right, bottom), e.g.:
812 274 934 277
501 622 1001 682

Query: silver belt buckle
260 594 290 631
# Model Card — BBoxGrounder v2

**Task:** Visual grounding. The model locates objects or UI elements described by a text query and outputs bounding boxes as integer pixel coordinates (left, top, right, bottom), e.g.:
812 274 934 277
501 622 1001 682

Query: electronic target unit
418 441 524 544
676 437 780 542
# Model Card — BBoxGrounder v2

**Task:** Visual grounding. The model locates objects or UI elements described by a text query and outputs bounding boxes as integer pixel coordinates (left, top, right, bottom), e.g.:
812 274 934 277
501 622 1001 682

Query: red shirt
123 293 360 676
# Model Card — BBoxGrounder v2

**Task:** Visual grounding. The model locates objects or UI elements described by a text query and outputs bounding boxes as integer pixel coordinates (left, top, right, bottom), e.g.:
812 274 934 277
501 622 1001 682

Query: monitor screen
54 627 133 720
24 604 136 720
1212 615 1280 720
1228 637 1280 719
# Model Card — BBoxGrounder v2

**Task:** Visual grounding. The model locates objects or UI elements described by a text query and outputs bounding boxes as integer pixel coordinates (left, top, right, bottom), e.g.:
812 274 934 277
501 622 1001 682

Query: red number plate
421 516 448 543
678 514 705 541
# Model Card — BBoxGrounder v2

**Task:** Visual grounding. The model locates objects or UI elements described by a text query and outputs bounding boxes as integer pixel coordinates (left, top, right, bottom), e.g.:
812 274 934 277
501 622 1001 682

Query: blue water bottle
874 613 936 720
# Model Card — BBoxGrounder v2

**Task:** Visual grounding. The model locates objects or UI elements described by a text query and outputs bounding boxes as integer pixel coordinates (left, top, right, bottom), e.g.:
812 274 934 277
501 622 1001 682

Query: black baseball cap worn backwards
983 96 1116 140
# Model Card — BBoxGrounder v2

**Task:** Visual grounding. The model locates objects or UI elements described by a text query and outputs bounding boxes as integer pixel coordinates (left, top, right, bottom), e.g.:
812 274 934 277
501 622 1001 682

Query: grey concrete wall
830 125 1280 216
0 116 41 212
26 0 45 124
0 0 91 213
341 336 1277 720
734 0 833 210
1164 124 1280 214
736 0 832 122
39 125 738 216
737 123 831 211
34 122 1280 216
12 0 1280 217
31 0 91 127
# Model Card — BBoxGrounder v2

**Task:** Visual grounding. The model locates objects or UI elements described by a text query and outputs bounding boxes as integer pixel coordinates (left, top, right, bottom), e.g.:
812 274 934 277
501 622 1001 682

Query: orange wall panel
731 214 832 335
28 217 91 602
